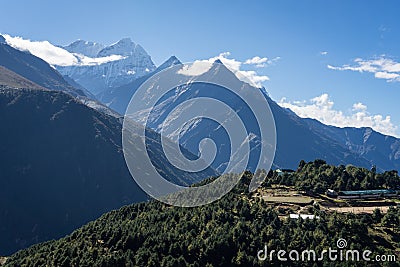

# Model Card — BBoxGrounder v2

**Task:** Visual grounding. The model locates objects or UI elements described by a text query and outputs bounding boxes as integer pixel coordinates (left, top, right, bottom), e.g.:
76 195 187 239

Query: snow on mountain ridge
64 40 105 57
3 34 127 67
2 34 156 94
156 56 182 71
57 37 156 94
64 38 146 58
97 38 147 57
3 34 79 66
73 53 127 66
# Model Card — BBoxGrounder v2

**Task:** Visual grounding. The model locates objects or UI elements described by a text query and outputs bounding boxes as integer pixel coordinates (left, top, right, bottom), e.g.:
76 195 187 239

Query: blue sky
1 0 400 136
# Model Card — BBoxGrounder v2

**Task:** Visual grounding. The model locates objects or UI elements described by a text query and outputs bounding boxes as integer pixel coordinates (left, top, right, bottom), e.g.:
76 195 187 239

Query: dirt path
326 206 391 214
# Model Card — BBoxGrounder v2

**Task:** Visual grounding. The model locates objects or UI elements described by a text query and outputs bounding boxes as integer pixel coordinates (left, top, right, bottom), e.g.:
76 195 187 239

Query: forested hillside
4 163 400 267
268 159 400 193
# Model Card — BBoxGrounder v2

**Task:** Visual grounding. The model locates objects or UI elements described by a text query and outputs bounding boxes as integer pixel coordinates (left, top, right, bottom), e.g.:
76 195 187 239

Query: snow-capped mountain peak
157 55 182 71
63 40 105 57
2 34 156 94
58 38 156 94
97 38 146 57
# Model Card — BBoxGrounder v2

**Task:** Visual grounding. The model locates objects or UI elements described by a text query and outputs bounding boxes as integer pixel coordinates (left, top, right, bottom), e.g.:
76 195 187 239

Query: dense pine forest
3 160 400 267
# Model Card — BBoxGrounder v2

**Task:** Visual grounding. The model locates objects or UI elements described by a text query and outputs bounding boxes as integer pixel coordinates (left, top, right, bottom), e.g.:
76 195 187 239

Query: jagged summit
157 55 182 71
116 37 133 44
64 38 145 58
57 38 156 94
213 58 224 64
166 55 181 63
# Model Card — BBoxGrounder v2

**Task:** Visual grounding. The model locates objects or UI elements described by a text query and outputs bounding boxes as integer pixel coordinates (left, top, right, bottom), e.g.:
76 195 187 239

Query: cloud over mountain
2 34 125 67
194 52 273 87
279 93 398 137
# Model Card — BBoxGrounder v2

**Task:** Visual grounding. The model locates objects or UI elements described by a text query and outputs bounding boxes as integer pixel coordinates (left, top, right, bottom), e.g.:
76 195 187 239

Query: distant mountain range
95 56 400 173
1 33 400 255
2 32 399 180
0 38 215 254
303 118 400 171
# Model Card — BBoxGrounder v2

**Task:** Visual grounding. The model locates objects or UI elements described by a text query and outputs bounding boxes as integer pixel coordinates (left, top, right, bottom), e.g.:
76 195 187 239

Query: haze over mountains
3 33 400 172
1 33 400 255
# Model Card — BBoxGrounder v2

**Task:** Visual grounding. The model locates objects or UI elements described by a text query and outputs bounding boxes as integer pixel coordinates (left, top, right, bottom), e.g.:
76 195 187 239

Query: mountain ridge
98 60 386 172
0 66 46 90
63 40 105 57
0 85 216 255
97 55 183 115
0 42 87 97
304 118 400 171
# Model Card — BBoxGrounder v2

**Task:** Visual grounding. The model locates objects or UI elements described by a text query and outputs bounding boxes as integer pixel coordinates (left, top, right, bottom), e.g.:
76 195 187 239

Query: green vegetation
267 159 400 194
3 161 400 267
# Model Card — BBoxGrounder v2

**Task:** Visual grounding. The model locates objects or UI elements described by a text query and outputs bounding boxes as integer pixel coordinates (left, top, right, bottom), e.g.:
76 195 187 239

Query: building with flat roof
289 214 320 220
337 189 398 199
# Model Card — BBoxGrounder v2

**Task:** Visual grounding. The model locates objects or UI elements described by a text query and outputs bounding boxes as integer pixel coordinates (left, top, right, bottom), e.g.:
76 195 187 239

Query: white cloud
374 71 399 80
177 61 213 76
352 102 367 111
3 34 78 66
179 52 272 88
328 56 400 82
3 34 274 88
320 51 328 55
244 56 268 67
244 56 280 68
208 52 270 87
74 53 126 66
279 93 398 137
3 34 124 67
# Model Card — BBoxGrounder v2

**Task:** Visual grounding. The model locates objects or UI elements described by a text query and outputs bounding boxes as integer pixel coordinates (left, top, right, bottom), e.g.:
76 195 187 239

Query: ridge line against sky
3 33 399 137
0 1 399 136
